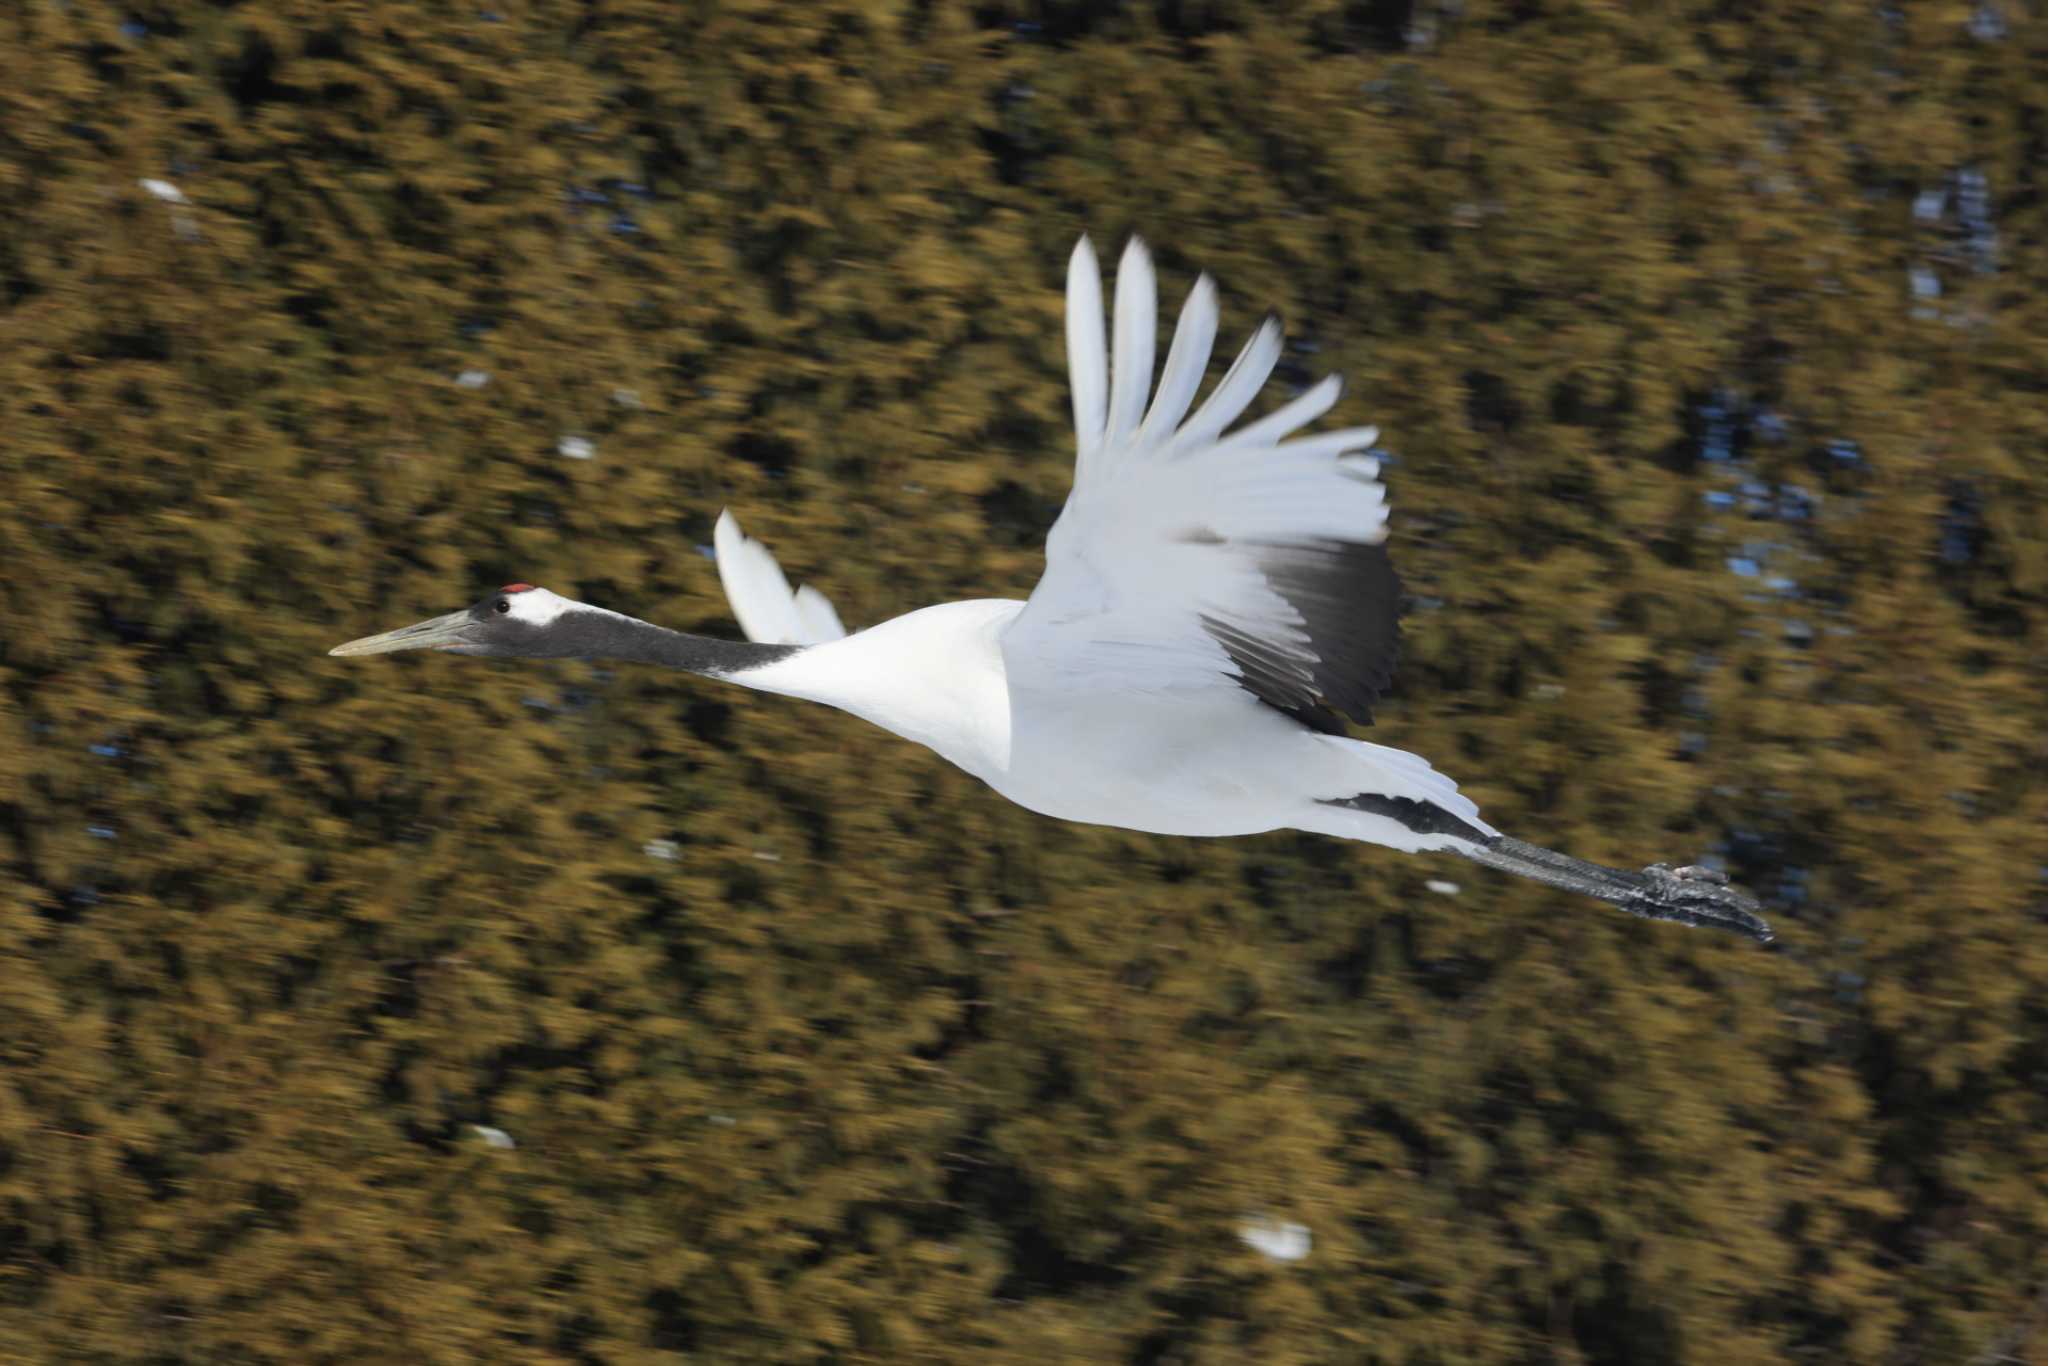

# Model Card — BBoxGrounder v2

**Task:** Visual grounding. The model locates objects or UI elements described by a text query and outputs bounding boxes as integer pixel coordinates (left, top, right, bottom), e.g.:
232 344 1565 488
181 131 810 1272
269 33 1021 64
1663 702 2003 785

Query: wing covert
1002 236 1398 733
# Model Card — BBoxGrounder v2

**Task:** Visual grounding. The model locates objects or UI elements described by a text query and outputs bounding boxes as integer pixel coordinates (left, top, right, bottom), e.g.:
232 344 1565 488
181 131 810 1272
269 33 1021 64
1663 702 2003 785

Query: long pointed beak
328 610 473 657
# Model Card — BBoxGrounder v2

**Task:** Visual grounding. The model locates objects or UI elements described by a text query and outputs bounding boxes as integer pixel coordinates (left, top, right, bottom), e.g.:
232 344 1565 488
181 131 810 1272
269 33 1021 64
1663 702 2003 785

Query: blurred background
2 1 2044 1361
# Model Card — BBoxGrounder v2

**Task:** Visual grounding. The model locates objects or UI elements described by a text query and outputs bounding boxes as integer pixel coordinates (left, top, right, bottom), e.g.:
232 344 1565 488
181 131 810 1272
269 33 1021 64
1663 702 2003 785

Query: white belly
983 686 1329 836
736 597 1489 851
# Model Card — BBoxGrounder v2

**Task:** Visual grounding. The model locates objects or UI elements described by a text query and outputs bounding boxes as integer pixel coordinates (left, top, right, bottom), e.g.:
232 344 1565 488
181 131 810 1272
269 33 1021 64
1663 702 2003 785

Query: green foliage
1 0 2044 1360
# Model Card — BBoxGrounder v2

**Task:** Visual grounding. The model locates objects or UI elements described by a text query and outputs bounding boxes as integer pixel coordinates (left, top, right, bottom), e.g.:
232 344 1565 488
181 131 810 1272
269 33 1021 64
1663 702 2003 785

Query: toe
1673 865 1730 885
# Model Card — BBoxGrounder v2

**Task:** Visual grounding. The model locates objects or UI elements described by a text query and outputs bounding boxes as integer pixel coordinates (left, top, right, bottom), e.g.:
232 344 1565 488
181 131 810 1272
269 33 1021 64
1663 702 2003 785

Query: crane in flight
332 237 1771 942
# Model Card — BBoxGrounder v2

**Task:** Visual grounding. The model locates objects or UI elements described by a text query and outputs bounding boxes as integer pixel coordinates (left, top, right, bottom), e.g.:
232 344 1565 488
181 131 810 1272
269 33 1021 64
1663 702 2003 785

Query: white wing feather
1004 235 1387 705
1106 237 1156 449
1134 272 1217 449
1066 236 1109 481
1003 236 1486 827
793 585 847 643
714 510 849 646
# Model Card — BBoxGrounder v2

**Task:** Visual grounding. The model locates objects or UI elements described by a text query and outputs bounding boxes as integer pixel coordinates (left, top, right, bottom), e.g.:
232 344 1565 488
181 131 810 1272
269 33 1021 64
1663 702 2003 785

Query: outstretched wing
713 510 849 645
1001 236 1398 734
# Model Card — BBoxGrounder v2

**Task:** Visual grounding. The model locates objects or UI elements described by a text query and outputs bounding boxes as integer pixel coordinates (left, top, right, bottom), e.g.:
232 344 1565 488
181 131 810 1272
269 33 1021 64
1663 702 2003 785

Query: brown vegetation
1 1 2043 1360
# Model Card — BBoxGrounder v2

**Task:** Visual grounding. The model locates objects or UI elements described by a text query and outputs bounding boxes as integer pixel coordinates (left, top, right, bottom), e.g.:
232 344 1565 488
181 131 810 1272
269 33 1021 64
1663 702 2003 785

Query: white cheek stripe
503 588 573 626
502 587 638 629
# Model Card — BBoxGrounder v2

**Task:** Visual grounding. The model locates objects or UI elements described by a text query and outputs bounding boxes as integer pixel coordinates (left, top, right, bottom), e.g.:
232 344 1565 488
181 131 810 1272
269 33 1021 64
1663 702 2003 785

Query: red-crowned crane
331 237 1771 942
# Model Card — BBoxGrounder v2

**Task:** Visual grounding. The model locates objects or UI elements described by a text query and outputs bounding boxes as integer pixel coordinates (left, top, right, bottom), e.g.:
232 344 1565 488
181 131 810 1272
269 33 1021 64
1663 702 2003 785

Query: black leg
1455 835 1774 943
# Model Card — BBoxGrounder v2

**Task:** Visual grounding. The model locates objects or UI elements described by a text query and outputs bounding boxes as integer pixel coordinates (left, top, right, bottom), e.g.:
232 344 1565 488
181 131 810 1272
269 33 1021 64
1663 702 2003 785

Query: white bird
331 236 1770 941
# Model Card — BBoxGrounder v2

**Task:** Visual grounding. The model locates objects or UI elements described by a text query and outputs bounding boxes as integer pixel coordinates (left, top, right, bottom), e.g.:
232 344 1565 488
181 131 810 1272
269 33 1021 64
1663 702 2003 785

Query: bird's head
329 584 582 658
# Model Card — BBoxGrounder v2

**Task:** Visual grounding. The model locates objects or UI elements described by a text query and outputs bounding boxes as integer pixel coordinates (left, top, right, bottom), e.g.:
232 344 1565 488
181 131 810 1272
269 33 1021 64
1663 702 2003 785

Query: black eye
494 599 510 614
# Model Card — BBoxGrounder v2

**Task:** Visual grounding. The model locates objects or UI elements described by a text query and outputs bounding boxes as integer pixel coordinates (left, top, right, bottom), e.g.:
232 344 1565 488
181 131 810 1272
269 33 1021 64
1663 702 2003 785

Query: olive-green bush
1 2 2043 1361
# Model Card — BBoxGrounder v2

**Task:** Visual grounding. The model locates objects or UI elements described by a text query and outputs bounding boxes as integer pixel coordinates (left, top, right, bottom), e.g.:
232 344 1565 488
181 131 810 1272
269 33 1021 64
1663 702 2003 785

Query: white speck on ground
1236 1215 1311 1262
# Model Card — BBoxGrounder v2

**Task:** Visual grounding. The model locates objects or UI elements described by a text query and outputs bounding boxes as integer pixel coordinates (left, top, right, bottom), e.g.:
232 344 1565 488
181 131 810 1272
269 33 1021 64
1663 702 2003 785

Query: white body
716 236 1494 855
741 598 1487 852
333 236 1774 940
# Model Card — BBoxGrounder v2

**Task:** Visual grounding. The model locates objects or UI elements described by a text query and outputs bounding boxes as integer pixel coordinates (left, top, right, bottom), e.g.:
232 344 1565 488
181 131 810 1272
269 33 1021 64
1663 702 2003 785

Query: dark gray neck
504 610 803 677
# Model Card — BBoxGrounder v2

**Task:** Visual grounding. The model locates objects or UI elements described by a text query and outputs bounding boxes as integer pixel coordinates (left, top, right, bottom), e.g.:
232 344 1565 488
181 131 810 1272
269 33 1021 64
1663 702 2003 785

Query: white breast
734 599 1023 781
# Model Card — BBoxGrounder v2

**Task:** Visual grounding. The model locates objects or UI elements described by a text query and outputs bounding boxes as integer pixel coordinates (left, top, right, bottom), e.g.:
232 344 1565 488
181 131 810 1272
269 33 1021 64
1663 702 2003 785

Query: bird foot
1626 863 1773 943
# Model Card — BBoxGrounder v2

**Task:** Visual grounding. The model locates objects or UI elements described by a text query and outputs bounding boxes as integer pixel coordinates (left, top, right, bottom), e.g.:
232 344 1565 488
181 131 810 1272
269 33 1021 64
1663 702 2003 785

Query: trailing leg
1457 835 1773 942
